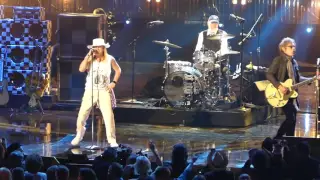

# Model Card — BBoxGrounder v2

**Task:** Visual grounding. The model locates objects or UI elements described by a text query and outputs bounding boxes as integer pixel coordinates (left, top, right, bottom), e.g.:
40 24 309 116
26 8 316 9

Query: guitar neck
291 76 316 90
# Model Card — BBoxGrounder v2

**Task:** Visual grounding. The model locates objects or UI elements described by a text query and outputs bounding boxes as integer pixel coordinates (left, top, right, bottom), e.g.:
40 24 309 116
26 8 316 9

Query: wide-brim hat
87 38 110 49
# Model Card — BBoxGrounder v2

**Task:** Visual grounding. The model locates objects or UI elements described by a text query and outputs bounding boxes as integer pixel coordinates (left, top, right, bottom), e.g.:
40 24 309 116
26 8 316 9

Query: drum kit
153 34 240 110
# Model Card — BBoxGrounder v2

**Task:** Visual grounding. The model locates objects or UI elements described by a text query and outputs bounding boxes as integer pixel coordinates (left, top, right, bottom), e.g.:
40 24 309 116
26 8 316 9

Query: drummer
194 15 229 56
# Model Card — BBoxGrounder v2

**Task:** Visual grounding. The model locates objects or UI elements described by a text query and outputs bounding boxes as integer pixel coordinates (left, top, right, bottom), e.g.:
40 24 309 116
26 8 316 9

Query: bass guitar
265 77 316 108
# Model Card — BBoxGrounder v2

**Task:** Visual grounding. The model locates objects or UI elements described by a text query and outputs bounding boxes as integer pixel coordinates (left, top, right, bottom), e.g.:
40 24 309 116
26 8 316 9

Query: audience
6 150 24 170
0 167 12 180
78 168 97 180
93 147 118 180
46 165 58 180
108 162 124 180
134 156 153 180
166 143 188 178
153 166 171 180
24 153 47 180
0 138 318 180
12 167 24 180
56 165 69 180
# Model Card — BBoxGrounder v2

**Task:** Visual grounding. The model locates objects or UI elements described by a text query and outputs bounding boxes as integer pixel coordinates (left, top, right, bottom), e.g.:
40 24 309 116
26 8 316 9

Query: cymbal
217 50 240 56
152 40 182 48
207 34 235 40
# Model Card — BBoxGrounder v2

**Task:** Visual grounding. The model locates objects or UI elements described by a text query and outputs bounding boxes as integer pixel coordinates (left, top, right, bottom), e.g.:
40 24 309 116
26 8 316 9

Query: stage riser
114 106 268 128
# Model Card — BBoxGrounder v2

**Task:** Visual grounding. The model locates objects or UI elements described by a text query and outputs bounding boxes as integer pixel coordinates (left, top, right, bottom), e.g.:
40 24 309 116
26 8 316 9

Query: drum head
164 70 202 108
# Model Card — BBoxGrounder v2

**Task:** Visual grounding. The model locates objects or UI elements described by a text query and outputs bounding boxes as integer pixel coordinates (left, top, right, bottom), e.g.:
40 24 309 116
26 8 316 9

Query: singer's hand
106 82 116 91
86 49 94 63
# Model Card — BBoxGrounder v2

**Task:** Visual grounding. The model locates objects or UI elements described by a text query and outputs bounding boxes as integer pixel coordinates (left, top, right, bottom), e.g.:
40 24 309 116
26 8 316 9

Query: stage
0 101 317 169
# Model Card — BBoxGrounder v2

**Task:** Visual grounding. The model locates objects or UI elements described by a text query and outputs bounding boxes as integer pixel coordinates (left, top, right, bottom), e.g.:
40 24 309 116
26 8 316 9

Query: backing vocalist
71 38 121 147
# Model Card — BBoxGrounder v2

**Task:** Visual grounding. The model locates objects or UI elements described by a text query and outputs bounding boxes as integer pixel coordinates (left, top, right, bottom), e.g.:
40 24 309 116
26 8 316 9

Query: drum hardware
237 13 263 107
153 33 243 110
153 39 182 79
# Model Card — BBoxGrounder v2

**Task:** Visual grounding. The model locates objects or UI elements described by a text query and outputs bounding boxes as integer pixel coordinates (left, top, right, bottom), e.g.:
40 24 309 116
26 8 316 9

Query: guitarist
266 37 312 138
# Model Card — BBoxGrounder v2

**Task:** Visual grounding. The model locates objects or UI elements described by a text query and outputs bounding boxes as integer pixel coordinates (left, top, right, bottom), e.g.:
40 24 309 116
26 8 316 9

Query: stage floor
0 107 316 169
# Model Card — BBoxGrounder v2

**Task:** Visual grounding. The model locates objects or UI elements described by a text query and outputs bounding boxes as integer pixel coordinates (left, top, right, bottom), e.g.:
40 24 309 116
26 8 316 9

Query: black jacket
266 54 300 88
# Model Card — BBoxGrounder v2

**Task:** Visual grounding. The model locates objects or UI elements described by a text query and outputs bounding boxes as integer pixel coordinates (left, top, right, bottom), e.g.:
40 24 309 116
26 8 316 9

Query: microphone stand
125 36 142 104
85 50 101 151
238 13 263 107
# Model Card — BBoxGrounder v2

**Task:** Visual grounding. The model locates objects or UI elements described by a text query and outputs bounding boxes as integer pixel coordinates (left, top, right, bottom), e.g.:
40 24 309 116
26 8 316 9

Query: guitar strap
287 58 295 85
286 57 299 110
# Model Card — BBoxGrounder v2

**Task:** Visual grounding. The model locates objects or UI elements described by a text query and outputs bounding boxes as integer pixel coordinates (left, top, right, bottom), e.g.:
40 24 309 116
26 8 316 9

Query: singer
71 38 121 147
194 15 229 54
266 37 312 138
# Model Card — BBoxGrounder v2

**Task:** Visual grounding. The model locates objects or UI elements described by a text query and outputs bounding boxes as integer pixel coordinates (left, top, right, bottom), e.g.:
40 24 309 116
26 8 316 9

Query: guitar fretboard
291 76 316 90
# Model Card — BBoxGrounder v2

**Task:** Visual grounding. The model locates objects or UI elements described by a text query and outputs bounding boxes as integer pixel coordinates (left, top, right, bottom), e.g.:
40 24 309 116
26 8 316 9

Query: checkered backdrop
4 69 48 95
13 6 46 21
57 59 86 100
0 44 52 71
0 19 52 46
0 13 52 95
57 13 107 58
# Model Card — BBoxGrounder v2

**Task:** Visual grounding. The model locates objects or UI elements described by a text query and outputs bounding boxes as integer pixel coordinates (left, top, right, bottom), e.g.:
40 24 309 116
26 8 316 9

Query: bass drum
163 67 203 108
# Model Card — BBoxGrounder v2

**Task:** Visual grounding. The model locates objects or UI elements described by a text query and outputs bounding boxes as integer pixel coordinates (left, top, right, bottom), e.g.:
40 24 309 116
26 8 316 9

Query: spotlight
306 27 313 33
156 0 161 2
147 0 151 2
232 0 237 4
241 0 246 5
126 19 131 25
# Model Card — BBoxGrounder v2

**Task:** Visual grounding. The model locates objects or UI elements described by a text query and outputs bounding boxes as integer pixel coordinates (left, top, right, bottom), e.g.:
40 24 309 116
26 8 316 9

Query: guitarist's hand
278 85 289 95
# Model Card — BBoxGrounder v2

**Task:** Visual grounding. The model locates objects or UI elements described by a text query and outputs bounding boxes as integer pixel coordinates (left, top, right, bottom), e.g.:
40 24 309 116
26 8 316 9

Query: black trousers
276 99 297 137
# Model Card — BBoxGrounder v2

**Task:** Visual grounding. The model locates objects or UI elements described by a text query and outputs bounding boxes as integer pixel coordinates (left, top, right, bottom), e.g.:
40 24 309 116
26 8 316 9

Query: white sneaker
71 127 86 146
110 143 119 148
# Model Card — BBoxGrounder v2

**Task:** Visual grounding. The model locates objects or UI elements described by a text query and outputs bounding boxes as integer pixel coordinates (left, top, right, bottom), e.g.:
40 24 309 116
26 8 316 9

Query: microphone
230 14 245 22
147 20 164 26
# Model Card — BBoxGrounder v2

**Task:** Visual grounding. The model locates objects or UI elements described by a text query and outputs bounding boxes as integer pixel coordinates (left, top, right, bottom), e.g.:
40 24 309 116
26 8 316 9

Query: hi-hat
207 34 235 40
153 40 182 48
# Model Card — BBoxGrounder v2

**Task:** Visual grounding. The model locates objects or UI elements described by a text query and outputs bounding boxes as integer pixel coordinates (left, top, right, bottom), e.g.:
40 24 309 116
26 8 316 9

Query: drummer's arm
195 32 203 51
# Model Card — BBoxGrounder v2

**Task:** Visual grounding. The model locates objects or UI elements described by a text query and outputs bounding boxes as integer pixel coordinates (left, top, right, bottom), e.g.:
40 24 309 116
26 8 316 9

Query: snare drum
165 60 192 76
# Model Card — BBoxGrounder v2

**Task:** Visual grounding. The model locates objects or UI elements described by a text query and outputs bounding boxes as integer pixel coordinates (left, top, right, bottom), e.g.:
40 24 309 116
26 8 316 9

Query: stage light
147 0 151 2
156 0 161 2
241 0 246 5
126 19 131 24
306 27 313 33
232 0 237 5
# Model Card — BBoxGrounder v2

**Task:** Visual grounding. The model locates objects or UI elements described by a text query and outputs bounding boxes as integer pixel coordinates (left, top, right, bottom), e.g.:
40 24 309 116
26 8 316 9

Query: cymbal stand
238 13 263 107
217 37 224 100
162 40 171 82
